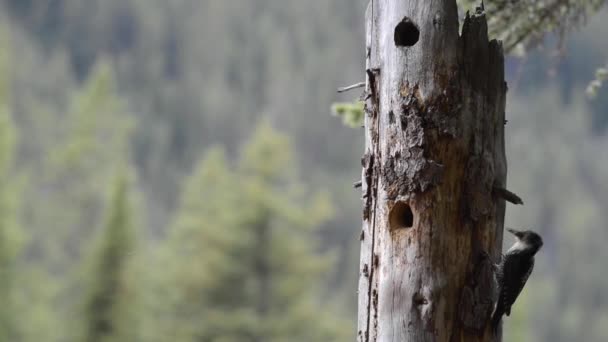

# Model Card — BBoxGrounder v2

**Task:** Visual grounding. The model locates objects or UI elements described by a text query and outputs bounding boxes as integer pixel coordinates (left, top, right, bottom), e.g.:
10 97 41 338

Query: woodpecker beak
507 227 523 239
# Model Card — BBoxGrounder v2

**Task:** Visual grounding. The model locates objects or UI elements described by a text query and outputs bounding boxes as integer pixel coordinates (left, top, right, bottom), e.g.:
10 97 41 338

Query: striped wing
499 253 535 316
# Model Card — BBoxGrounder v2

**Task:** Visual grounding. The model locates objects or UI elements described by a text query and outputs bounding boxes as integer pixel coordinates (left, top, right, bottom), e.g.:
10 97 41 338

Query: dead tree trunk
357 0 507 341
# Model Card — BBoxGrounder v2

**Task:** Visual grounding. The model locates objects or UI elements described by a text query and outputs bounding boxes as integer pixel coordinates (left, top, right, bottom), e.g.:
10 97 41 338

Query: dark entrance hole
389 201 414 230
394 17 420 47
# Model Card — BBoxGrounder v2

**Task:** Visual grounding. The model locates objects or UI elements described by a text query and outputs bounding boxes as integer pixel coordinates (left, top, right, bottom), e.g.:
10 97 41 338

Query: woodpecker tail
491 302 504 335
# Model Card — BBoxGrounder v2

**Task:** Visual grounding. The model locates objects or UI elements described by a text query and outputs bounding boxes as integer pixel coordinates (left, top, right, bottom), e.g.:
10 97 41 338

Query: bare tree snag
357 1 507 341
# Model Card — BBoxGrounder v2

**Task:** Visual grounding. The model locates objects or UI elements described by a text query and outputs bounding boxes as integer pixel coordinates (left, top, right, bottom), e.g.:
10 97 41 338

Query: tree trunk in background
357 0 507 341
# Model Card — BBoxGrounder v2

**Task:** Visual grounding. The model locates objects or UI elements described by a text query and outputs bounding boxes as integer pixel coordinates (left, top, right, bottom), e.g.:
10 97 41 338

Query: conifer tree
158 120 351 341
82 171 139 342
0 38 22 341
457 0 605 52
25 61 134 271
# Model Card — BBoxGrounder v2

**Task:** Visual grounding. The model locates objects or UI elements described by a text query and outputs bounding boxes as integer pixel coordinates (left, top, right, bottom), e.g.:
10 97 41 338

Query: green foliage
0 27 31 341
82 171 139 342
586 65 608 97
0 123 17 341
48 61 132 180
0 57 22 342
25 60 134 271
154 120 350 341
458 1 608 99
458 0 606 52
331 101 365 128
12 57 137 342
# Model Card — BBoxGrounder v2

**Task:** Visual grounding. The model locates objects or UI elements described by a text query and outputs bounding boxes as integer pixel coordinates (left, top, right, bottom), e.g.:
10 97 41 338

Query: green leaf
331 101 364 128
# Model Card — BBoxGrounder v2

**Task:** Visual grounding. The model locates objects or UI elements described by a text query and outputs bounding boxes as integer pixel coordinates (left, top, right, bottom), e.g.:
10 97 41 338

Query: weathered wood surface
357 1 507 341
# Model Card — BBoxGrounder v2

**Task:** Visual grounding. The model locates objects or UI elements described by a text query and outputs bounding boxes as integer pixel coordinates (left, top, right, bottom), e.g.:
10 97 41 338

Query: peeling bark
357 1 507 341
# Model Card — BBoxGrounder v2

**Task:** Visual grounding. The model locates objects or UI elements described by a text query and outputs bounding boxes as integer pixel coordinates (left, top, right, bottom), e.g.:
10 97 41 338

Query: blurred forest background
0 1 607 341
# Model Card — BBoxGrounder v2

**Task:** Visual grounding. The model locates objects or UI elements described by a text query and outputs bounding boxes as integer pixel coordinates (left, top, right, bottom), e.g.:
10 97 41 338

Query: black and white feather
491 228 543 333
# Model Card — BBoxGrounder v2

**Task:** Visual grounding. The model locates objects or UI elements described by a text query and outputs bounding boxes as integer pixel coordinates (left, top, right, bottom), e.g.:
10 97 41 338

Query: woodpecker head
506 228 543 254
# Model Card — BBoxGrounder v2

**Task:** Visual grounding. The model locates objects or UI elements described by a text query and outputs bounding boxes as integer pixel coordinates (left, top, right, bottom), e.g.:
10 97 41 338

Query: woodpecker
491 228 543 333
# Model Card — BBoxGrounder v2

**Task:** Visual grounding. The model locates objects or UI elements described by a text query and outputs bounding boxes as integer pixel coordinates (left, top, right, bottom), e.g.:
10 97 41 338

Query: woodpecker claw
479 250 499 272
